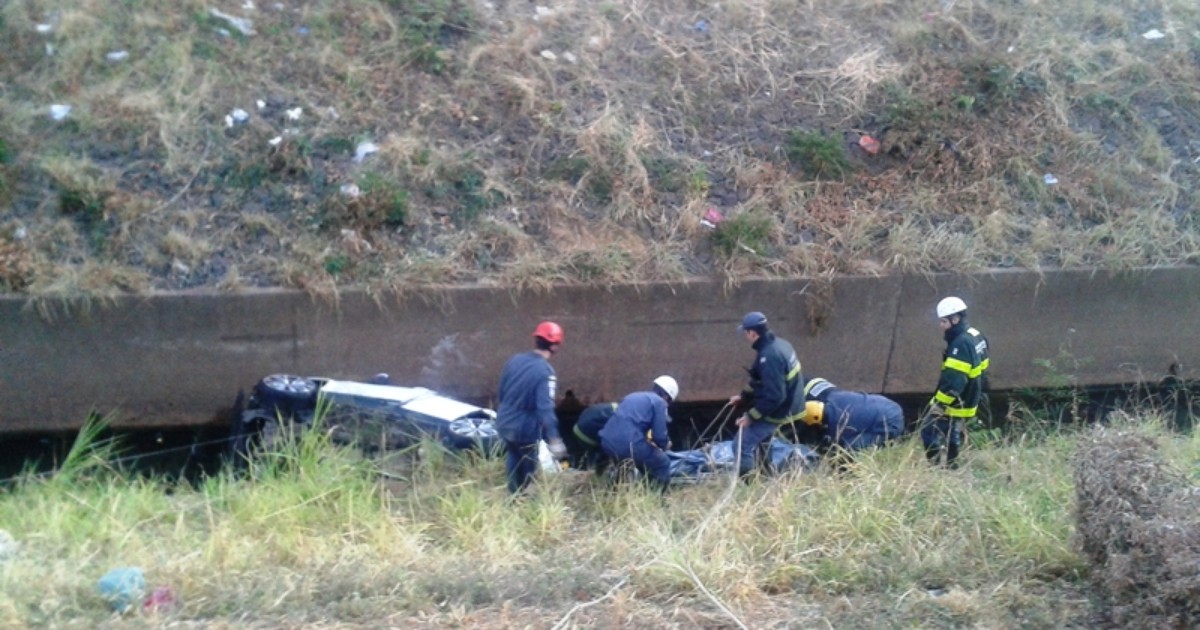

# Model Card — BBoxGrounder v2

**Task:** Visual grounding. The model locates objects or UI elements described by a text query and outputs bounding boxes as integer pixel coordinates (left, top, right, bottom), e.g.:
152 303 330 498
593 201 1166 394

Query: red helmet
533 321 564 344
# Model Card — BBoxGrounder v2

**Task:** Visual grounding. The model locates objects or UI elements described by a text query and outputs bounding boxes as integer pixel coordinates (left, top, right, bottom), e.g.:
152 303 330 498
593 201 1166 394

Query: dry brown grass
1 0 1198 296
1074 426 1200 627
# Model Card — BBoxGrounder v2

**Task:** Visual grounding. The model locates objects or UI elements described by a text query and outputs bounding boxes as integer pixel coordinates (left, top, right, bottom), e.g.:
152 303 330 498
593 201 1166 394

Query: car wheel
446 414 499 451
257 374 318 401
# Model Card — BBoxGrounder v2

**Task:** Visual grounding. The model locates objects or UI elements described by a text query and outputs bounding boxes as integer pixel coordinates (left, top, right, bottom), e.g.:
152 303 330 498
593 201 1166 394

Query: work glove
547 438 568 461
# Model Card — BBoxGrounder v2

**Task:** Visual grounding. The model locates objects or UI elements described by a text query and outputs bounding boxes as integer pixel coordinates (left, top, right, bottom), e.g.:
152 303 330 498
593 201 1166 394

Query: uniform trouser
602 437 671 493
504 440 540 495
737 419 778 476
920 416 965 467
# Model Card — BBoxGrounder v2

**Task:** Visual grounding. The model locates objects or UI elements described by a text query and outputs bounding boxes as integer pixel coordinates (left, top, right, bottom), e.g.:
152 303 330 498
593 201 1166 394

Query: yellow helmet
804 401 825 426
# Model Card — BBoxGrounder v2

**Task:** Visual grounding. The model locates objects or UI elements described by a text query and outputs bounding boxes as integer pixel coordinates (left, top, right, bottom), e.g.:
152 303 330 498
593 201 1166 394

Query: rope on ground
650 559 750 630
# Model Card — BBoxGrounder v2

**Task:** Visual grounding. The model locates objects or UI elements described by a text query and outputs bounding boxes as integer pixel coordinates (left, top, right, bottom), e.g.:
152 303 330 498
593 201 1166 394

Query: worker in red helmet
495 321 568 495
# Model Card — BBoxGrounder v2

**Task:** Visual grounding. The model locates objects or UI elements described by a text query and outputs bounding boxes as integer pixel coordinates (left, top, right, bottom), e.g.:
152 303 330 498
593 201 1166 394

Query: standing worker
729 311 807 477
570 402 618 473
803 377 905 451
922 297 984 468
600 376 679 494
495 321 569 495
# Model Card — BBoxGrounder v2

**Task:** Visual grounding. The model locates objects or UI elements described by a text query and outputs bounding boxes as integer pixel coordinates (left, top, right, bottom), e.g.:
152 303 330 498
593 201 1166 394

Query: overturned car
231 373 501 459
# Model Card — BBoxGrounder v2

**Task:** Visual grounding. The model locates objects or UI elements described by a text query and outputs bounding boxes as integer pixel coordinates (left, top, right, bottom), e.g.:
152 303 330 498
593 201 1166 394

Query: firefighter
802 377 905 451
922 297 984 468
599 376 679 494
571 402 618 473
495 321 568 495
729 311 807 477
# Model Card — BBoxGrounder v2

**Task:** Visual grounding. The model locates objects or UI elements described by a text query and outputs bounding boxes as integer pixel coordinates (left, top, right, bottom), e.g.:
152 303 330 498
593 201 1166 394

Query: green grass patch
711 212 774 258
785 130 852 179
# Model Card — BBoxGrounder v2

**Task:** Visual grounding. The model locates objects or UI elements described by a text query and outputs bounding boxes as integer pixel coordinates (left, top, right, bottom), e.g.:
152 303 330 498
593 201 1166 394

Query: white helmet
653 375 679 402
936 296 968 319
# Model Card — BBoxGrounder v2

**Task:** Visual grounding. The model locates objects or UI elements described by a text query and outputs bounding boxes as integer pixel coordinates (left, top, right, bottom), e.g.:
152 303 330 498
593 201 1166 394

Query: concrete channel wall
1 267 1197 432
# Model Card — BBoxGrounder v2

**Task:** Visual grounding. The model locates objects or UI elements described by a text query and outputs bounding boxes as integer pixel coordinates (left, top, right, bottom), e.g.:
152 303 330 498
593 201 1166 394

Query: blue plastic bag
97 567 145 613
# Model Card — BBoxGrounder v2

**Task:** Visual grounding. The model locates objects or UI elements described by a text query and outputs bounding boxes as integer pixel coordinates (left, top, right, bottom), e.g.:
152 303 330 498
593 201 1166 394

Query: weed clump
785 131 852 179
711 212 774 258
1073 429 1200 627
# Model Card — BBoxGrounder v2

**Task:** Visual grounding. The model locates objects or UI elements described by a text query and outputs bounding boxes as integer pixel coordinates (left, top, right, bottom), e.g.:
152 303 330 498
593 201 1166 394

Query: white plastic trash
49 104 72 121
1142 29 1166 40
106 50 129 62
285 107 302 120
210 8 256 36
268 136 282 146
1043 173 1059 186
540 50 557 61
36 24 52 34
354 141 379 163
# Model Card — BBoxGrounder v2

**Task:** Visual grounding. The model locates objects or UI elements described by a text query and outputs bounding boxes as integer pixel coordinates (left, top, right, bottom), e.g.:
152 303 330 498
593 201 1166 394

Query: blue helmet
738 311 768 331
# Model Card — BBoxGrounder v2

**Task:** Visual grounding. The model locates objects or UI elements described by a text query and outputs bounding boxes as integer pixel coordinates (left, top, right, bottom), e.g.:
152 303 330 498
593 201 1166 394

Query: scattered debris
285 107 302 120
1142 29 1166 40
1007 45 1014 53
242 0 256 10
858 134 881 155
533 6 554 20
562 51 577 64
143 586 179 614
49 104 72 121
588 36 603 49
339 183 361 198
225 109 250 127
297 26 309 36
354 141 379 163
215 28 232 38
98 567 146 614
0 530 17 561
693 19 710 34
106 50 129 62
210 8 256 37
13 227 27 241
540 50 557 61
35 24 53 34
325 106 339 119
45 44 55 56
1043 173 1059 186
700 207 725 229
172 260 191 275
268 136 283 146
256 99 266 110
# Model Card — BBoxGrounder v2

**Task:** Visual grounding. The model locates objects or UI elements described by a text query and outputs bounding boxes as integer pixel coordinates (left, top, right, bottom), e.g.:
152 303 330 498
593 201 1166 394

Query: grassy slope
1 0 1199 297
11 419 1196 627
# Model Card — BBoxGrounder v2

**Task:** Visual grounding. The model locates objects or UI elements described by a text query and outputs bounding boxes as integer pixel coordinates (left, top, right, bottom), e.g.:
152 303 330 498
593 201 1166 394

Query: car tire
254 374 318 415
445 413 500 452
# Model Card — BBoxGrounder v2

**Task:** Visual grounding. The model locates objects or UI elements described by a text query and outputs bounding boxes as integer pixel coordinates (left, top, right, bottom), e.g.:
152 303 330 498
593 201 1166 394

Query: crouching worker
599 376 679 494
803 377 905 452
571 402 618 473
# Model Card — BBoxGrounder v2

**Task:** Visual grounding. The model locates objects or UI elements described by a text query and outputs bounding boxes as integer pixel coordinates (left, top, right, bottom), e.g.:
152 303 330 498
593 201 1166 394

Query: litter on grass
210 8 256 36
354 141 379 163
1044 173 1059 185
106 50 129 62
1142 29 1166 40
97 567 145 614
49 104 71 121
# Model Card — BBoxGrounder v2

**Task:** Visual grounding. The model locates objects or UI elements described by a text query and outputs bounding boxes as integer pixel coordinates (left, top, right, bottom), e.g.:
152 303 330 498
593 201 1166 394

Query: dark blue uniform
600 391 672 491
923 319 983 466
572 402 617 471
739 332 806 475
821 389 904 450
496 351 560 494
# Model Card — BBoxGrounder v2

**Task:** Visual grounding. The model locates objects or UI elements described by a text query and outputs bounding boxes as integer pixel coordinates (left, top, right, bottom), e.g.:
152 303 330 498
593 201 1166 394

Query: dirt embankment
1 0 1198 297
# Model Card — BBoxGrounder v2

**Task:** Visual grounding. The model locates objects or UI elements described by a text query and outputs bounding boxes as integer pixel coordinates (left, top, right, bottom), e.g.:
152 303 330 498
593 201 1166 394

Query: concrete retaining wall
1 267 1196 432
